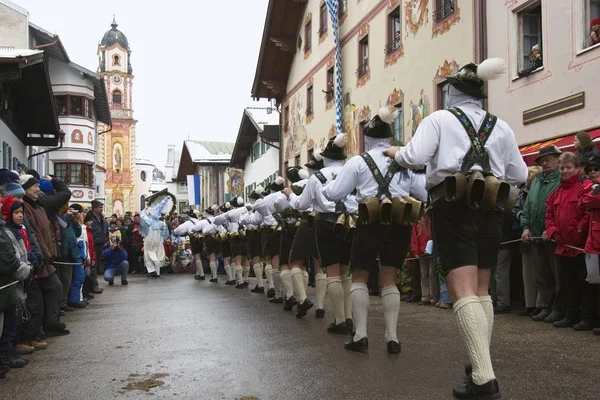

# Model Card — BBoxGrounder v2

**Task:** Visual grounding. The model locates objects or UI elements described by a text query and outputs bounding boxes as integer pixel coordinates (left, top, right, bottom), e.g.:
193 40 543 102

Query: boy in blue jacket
103 237 129 286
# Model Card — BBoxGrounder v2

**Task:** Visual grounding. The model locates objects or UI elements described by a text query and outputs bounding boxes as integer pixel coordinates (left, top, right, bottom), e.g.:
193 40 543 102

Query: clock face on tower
112 75 122 85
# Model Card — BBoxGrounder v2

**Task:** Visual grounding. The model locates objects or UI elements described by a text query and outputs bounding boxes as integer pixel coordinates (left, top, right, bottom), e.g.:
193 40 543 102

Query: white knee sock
209 261 218 280
315 272 327 310
327 277 345 324
303 271 309 290
342 275 352 321
235 265 243 284
479 295 494 346
224 264 233 281
454 296 496 385
243 265 250 282
195 257 204 277
382 285 400 343
272 269 281 297
351 283 370 341
264 264 274 289
254 263 264 288
291 267 307 303
281 270 294 300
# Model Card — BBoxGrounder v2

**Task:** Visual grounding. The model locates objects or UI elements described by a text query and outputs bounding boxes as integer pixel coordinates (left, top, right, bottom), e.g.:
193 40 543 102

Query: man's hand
283 187 293 197
521 228 532 242
85 266 91 276
541 230 548 241
42 175 52 181
383 146 400 159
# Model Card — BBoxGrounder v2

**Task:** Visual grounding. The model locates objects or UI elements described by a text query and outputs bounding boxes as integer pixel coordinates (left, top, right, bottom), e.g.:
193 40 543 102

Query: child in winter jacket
411 213 438 306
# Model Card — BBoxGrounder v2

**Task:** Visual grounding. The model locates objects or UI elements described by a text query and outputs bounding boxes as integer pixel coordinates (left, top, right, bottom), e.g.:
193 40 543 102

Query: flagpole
326 0 343 135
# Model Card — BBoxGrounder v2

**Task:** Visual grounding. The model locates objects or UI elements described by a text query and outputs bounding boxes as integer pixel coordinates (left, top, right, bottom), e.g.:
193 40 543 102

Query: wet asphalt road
1 273 600 400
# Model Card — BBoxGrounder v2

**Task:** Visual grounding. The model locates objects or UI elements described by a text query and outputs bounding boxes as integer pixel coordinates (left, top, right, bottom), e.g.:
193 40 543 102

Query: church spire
111 14 118 29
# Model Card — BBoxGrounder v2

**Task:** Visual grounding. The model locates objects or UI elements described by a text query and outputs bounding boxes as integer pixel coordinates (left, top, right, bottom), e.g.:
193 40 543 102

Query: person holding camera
102 237 129 286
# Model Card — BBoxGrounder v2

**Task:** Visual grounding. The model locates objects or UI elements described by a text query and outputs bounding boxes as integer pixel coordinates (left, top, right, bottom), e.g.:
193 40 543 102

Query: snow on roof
184 140 234 164
0 48 43 58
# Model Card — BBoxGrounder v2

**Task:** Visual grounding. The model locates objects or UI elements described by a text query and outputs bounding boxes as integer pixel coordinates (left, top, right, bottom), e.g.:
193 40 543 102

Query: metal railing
384 37 402 55
433 0 455 23
356 62 369 78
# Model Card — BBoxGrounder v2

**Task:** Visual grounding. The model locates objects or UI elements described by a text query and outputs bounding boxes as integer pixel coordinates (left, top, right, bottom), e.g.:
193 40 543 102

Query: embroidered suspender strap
447 107 498 175
360 153 399 198
314 171 328 185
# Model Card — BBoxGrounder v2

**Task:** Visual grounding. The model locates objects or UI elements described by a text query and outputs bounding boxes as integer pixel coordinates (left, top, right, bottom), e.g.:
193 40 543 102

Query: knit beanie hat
25 169 41 180
0 169 20 186
1 195 23 223
39 179 54 195
2 182 25 197
20 174 39 191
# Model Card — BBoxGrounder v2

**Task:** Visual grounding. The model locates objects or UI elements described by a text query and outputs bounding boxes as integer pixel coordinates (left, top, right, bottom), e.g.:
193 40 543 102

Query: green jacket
520 168 560 239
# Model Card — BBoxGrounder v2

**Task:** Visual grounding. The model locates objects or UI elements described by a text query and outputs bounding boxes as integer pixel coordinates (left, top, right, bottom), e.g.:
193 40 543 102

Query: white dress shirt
394 100 528 190
289 162 343 213
323 141 428 203
190 219 211 234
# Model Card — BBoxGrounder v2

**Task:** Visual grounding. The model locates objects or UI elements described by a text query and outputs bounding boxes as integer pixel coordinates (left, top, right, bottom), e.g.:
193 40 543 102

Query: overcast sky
15 0 279 171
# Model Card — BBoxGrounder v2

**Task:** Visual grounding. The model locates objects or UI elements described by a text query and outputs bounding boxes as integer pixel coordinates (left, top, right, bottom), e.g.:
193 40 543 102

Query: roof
29 23 70 63
100 17 129 49
0 0 27 17
175 141 234 181
230 110 263 169
0 49 60 146
251 0 307 103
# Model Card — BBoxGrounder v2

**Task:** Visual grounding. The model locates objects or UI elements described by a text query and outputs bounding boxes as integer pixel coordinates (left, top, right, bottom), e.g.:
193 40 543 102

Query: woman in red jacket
544 152 590 329
577 155 600 334
411 212 437 306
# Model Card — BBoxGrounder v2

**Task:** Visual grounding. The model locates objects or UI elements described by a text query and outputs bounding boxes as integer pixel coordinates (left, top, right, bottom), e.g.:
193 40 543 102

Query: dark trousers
21 280 44 342
0 305 17 353
555 255 586 318
56 263 73 304
532 241 560 309
90 243 106 289
128 244 143 273
410 260 422 299
38 273 62 329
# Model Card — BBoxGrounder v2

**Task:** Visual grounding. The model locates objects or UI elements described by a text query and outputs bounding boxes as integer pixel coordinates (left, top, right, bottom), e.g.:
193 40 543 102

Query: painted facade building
97 17 137 215
0 0 62 174
487 0 600 164
252 0 484 172
175 140 241 208
230 109 280 202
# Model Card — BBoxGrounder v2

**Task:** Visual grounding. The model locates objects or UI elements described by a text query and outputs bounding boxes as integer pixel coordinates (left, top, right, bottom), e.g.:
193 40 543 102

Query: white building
0 0 61 173
230 109 280 201
164 144 188 213
134 158 155 212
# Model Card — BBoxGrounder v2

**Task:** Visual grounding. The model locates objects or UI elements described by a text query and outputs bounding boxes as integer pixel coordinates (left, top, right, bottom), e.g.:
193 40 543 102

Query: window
113 54 121 66
251 142 261 162
517 3 542 71
178 181 188 193
319 3 328 36
585 0 600 48
70 95 83 116
55 95 67 115
2 142 7 168
358 122 366 153
112 90 122 105
358 36 369 77
433 0 455 23
305 20 312 52
307 85 314 116
392 104 403 144
295 154 301 167
54 163 94 187
386 7 402 54
338 0 347 19
141 171 147 182
84 98 92 119
284 105 290 131
307 147 314 164
439 83 450 110
140 195 146 211
325 67 334 102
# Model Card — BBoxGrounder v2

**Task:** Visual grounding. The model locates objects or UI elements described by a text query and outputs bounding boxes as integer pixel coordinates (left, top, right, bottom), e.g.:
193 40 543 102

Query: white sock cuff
281 269 291 276
381 285 400 297
303 271 309 278
291 267 303 276
264 264 273 271
478 295 493 304
243 266 250 271
316 273 327 281
326 276 342 285
234 265 243 272
341 275 352 283
253 263 262 269
453 296 481 314
350 282 368 294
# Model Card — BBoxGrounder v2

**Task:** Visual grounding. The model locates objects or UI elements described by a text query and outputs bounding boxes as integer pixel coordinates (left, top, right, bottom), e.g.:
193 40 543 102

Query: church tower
97 16 137 215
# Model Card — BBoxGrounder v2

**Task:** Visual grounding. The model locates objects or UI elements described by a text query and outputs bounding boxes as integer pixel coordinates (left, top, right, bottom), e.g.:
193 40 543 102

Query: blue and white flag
187 175 201 205
326 0 343 134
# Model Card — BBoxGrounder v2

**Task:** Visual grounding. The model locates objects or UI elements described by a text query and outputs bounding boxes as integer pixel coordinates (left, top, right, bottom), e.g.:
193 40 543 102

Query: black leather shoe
530 307 542 316
251 285 265 294
344 337 368 352
518 307 535 316
315 309 325 318
209 278 218 283
225 280 236 285
327 321 349 334
452 377 501 399
45 326 70 337
67 302 87 309
544 310 565 323
283 296 296 311
493 305 511 314
267 288 276 298
346 319 354 333
269 297 284 304
296 299 313 318
574 319 594 331
531 308 551 321
243 281 249 287
553 317 577 328
122 280 128 286
387 341 401 354
108 280 114 286
594 327 600 336
235 283 245 289
147 272 158 278
194 275 205 280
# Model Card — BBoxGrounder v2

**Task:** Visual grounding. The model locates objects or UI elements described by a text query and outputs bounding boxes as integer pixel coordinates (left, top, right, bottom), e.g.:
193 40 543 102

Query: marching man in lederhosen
323 108 427 354
383 59 527 399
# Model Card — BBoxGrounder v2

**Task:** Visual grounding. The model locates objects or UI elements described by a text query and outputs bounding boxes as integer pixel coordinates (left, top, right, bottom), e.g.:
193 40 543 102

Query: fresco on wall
227 169 244 195
405 0 429 38
284 91 308 161
408 89 431 136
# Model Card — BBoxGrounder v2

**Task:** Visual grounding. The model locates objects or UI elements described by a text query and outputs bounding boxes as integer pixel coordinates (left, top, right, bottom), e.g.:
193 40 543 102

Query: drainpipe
478 0 488 109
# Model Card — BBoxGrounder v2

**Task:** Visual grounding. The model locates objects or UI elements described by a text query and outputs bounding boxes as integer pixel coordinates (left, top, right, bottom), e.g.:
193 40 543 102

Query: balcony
356 62 369 78
433 0 455 23
384 37 402 55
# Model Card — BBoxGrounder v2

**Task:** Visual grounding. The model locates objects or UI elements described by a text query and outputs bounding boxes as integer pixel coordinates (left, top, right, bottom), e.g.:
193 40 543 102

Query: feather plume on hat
274 176 284 185
255 185 264 195
298 169 309 180
333 132 348 148
313 148 323 162
476 58 506 82
378 106 399 125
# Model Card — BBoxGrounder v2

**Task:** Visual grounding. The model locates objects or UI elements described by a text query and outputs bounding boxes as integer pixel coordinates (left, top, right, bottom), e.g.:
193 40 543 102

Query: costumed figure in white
140 190 173 278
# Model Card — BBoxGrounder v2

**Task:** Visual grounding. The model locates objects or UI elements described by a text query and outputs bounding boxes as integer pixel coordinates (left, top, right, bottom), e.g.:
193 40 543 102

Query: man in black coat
89 200 108 293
